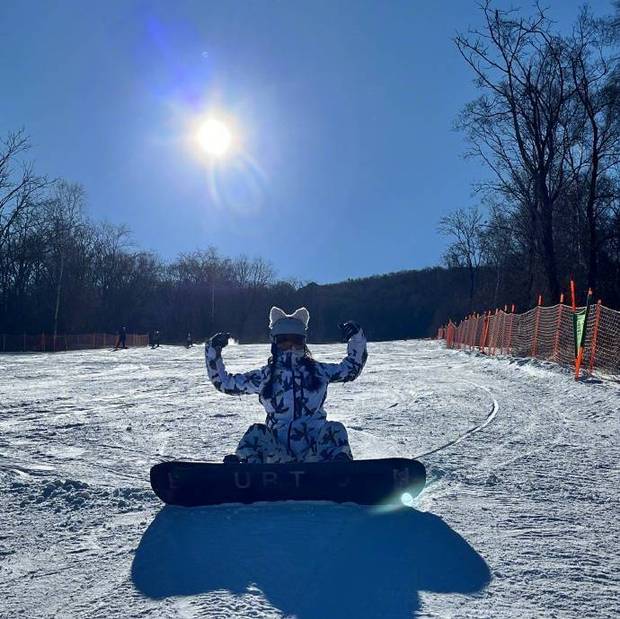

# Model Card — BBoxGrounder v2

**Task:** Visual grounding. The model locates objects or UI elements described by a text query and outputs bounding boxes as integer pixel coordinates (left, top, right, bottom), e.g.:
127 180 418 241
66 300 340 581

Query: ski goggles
274 334 306 349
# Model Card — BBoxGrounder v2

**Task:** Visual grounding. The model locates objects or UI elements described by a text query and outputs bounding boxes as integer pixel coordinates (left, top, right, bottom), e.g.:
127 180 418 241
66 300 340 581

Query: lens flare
207 152 268 215
198 118 232 157
400 492 415 507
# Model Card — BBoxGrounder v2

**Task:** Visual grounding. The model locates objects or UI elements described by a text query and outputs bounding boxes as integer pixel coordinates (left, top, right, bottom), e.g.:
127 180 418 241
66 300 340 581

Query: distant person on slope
115 326 127 350
205 307 367 464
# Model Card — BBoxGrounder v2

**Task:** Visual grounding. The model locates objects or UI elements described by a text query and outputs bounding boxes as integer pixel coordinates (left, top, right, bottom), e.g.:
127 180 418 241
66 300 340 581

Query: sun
197 118 232 157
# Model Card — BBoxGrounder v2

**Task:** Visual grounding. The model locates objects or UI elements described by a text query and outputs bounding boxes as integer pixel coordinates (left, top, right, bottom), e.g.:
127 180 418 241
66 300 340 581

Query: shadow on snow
131 503 490 617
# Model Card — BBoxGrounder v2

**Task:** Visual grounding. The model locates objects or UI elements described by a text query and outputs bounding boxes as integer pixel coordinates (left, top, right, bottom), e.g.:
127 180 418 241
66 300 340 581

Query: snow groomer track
1 340 618 617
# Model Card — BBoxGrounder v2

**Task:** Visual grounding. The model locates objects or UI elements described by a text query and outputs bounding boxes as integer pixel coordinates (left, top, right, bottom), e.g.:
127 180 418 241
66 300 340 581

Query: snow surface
0 340 618 618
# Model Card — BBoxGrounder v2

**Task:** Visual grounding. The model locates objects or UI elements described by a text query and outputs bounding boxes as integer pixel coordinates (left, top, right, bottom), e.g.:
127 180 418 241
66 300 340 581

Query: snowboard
150 458 426 507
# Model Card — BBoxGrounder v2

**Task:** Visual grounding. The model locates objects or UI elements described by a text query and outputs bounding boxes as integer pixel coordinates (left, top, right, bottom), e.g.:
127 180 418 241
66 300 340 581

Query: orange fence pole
575 346 584 381
506 309 511 353
506 308 515 355
490 309 498 355
498 309 503 353
463 316 469 348
496 309 504 355
553 293 564 361
464 316 471 349
570 279 580 379
496 309 503 355
480 312 489 352
588 300 602 375
485 311 492 353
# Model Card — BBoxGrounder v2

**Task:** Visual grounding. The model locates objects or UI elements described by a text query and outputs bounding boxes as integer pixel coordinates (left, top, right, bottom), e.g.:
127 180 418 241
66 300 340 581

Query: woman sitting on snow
206 307 367 463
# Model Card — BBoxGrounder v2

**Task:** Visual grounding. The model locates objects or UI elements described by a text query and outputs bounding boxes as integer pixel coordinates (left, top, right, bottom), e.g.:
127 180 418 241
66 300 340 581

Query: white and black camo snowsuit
205 331 367 463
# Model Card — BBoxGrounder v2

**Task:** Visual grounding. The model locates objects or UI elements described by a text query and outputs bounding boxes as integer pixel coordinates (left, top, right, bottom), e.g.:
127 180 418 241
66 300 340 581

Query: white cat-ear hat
269 306 310 337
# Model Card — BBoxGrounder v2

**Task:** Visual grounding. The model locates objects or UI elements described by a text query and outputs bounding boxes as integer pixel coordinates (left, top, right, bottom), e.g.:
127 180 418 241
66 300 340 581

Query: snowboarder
114 326 127 350
151 330 161 349
186 332 193 348
206 306 367 464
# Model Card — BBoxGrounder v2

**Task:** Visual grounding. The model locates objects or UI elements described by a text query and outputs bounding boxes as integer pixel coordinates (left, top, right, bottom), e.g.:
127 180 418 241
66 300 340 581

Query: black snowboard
150 458 426 507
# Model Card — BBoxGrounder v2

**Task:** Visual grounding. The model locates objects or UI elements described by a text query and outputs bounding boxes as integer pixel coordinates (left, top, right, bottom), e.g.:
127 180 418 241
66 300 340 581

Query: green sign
573 309 587 357
572 290 592 358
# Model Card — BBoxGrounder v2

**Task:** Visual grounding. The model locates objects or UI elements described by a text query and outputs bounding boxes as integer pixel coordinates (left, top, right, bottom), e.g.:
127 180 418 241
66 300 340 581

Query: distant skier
186 332 193 348
114 326 127 350
151 330 161 349
206 306 367 464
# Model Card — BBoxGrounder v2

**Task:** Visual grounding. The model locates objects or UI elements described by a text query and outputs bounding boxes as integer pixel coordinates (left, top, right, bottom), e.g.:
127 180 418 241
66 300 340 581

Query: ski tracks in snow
414 380 499 459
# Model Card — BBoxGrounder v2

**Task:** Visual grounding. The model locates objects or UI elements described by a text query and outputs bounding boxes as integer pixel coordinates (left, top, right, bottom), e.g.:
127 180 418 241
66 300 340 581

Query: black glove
209 332 231 350
339 321 361 342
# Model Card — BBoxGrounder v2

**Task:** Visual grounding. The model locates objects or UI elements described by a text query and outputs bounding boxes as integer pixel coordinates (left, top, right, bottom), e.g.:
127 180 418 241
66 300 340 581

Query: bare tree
45 181 86 338
438 206 485 309
455 2 576 301
479 201 520 306
232 255 276 337
564 10 620 295
0 131 47 251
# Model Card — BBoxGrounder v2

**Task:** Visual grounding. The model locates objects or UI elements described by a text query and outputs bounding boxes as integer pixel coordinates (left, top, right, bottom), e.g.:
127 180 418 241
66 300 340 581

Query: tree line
0 136 284 342
440 3 620 314
0 131 474 343
0 126 592 344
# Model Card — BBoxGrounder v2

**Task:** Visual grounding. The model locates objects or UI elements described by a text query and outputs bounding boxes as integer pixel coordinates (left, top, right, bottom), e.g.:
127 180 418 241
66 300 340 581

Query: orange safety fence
436 302 620 378
0 333 150 353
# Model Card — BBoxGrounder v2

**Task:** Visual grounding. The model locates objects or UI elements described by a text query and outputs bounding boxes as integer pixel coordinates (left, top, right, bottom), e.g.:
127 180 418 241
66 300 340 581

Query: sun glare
400 492 415 507
198 118 232 157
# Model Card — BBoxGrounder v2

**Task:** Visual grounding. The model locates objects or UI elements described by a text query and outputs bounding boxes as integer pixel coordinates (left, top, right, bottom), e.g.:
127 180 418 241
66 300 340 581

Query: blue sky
0 0 614 283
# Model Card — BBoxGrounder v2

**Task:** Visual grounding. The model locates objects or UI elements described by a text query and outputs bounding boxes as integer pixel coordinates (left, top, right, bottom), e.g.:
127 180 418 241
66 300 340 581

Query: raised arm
319 322 368 383
205 332 266 395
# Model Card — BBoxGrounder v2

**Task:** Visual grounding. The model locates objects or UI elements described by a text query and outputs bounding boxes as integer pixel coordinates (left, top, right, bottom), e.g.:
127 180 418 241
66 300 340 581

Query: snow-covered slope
1 341 618 617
